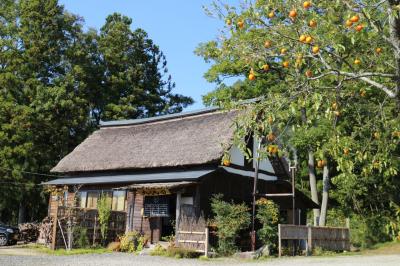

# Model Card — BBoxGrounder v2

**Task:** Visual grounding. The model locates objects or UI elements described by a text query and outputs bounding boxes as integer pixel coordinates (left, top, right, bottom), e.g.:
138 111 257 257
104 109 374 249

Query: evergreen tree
0 0 192 223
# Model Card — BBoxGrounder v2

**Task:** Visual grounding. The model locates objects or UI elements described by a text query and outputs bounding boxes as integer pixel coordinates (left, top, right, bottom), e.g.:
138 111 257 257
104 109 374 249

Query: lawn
24 244 110 256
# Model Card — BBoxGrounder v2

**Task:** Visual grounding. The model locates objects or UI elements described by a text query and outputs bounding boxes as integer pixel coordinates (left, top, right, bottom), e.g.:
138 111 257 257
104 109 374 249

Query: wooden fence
278 224 350 256
52 207 126 249
175 204 209 256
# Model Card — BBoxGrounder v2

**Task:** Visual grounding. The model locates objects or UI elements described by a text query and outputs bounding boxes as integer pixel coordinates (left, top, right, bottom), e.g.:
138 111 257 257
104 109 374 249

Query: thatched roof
52 108 237 173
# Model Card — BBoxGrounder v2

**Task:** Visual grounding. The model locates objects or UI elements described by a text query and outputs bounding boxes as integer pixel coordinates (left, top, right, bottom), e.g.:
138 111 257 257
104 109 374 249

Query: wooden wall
126 192 161 243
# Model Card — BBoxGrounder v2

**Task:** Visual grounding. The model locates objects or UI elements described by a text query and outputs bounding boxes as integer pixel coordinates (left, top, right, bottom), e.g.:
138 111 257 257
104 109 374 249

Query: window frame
76 189 126 211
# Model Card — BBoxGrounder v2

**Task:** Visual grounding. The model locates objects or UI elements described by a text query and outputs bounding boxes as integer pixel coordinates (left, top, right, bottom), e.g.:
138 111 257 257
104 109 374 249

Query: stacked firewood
37 217 53 246
18 222 40 243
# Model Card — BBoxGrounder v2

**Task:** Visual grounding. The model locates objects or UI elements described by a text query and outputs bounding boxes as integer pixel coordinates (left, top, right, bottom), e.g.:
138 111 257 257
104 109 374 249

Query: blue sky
59 0 228 111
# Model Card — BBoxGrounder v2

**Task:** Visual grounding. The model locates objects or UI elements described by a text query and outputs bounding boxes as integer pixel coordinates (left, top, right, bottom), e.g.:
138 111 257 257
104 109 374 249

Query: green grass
25 244 110 256
360 241 400 255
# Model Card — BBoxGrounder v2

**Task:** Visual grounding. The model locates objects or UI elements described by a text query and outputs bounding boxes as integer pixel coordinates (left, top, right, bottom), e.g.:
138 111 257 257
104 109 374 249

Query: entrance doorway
145 194 176 242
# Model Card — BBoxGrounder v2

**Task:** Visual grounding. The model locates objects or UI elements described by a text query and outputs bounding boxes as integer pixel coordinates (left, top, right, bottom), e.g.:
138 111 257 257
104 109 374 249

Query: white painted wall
253 138 275 173
227 136 278 181
222 166 277 181
230 145 244 166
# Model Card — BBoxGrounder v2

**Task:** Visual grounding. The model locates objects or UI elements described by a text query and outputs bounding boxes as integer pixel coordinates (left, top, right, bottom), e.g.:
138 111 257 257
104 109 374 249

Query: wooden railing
278 224 350 256
176 228 209 256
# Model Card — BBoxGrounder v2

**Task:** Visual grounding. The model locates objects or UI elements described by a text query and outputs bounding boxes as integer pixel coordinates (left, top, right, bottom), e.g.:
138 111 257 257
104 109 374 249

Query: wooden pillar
204 227 209 257
175 191 182 244
125 191 135 233
50 194 59 250
194 185 201 217
307 225 312 256
278 224 282 257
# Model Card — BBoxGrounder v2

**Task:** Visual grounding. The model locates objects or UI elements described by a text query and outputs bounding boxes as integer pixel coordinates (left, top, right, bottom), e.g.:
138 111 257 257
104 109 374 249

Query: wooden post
278 224 282 257
51 216 58 250
93 215 97 246
175 191 182 245
307 225 312 256
290 166 296 256
204 227 209 257
194 185 201 217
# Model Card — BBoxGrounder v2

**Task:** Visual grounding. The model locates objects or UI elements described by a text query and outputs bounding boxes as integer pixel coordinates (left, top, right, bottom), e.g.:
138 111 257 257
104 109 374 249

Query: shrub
107 241 121 252
97 194 111 243
211 194 250 255
73 226 89 248
165 247 200 258
150 244 166 256
350 214 391 248
119 231 147 253
256 198 279 253
312 246 336 256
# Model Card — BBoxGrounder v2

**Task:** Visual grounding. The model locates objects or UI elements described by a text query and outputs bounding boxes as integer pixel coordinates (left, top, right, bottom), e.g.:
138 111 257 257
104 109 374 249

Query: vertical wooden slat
204 227 209 257
278 224 282 257
307 225 312 255
175 192 182 238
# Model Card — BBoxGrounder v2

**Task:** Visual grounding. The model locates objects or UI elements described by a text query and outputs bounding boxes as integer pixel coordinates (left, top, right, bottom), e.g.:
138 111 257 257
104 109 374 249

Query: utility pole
251 138 262 252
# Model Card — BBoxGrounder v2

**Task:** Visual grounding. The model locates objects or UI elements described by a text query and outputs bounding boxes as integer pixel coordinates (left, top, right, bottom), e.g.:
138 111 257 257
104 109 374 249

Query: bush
350 214 391 248
149 244 200 258
256 198 279 253
97 194 111 243
165 247 200 258
211 194 250 255
107 241 121 252
150 244 166 256
312 246 337 256
119 231 147 253
73 226 89 248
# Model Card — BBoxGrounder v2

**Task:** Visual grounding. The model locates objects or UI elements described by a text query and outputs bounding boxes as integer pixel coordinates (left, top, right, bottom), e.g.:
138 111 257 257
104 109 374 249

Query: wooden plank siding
278 224 350 256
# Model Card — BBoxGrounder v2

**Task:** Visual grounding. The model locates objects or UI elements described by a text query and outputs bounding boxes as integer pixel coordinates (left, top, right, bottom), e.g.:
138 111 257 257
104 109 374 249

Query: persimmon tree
197 0 400 226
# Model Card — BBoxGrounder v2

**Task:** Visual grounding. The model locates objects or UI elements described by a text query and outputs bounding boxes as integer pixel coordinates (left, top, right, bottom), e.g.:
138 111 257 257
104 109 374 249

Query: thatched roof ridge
51 109 237 173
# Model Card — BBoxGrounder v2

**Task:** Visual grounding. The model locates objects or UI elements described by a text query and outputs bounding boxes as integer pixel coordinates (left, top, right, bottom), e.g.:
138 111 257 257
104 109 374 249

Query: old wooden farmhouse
45 107 317 249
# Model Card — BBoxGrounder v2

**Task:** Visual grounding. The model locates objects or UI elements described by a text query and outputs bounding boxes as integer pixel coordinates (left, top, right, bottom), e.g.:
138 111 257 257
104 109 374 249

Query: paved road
0 248 399 266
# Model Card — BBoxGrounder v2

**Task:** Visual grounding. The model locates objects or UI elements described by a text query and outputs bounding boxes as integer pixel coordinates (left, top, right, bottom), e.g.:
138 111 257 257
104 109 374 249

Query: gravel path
1 248 399 266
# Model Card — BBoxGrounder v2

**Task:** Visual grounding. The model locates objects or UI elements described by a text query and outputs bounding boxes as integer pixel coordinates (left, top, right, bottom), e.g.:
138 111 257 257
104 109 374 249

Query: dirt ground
1 246 400 266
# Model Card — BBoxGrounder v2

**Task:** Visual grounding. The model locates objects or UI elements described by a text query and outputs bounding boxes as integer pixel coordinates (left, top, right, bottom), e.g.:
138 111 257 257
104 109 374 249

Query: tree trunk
308 151 320 225
300 107 321 225
18 202 26 224
319 163 330 226
388 1 400 108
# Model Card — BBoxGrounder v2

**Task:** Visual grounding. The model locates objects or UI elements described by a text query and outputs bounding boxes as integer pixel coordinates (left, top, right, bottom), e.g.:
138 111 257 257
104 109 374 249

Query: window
79 190 126 210
112 191 126 211
62 191 68 207
144 196 169 217
86 191 99 209
101 191 113 208
76 191 87 208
